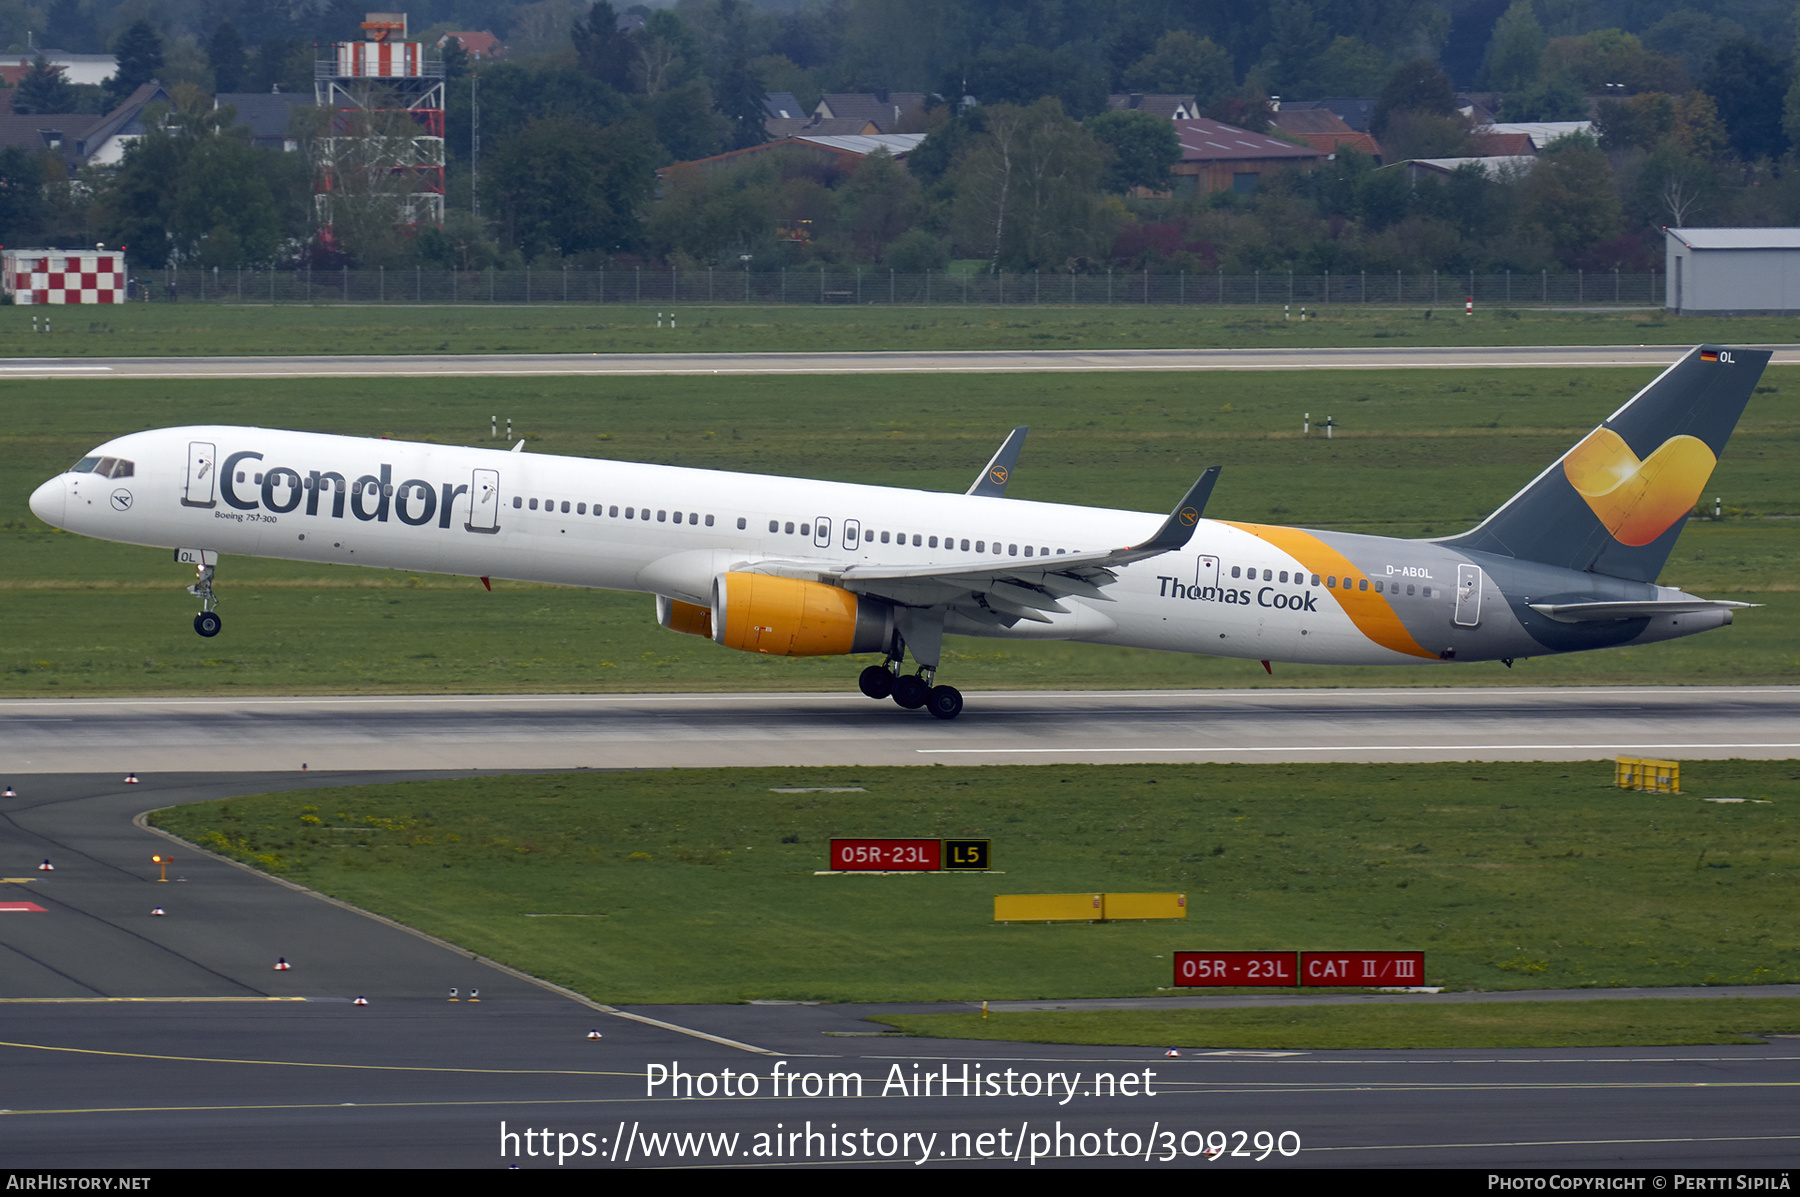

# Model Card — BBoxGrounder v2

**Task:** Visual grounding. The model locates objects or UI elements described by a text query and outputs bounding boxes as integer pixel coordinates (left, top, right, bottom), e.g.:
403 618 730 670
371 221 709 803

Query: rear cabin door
1454 563 1484 627
466 469 500 533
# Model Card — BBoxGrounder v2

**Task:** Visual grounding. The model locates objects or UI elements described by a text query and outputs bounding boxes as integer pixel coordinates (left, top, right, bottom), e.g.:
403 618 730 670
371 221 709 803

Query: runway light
152 854 170 882
353 996 368 1006
124 772 138 784
587 1029 602 1040
38 859 53 871
1165 1048 1180 1058
449 987 459 1002
274 957 291 971
3 786 14 798
151 906 164 916
469 988 479 1002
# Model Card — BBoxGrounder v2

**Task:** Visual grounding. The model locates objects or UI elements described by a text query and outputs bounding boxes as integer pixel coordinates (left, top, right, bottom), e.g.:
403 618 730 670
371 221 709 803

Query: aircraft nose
29 475 66 527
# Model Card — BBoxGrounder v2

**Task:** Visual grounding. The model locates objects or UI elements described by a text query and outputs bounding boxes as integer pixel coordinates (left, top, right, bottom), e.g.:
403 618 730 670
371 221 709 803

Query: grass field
5 302 1800 357
147 762 1800 1006
870 998 1800 1049
8 366 1796 694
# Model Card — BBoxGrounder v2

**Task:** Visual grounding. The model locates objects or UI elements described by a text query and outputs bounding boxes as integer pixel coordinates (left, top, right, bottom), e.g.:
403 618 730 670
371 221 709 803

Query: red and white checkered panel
12 254 124 304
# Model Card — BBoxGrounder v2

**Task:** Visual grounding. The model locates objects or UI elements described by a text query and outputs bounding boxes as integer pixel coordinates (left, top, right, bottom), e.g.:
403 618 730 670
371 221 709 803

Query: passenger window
865 529 874 542
1407 584 1415 595
577 503 586 514
1374 580 1384 593
913 534 922 547
529 498 538 510
961 539 970 551
1359 579 1368 591
1327 576 1336 588
626 507 635 519
609 506 619 517
1279 570 1287 583
561 501 570 513
1231 566 1240 578
513 496 522 508
769 520 779 533
929 536 938 548
736 517 746 529
706 514 715 527
1423 586 1432 597
880 531 890 543
800 523 809 536
1024 546 1033 557
1311 574 1319 586
658 510 667 522
1008 544 1018 556
976 541 985 552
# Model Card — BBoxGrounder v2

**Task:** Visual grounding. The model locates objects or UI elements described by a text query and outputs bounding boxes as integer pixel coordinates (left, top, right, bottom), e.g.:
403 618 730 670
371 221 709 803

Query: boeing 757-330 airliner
28 345 1767 718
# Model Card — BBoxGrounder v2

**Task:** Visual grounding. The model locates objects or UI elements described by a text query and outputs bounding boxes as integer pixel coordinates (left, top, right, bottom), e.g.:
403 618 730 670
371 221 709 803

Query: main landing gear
188 560 221 638
857 655 963 719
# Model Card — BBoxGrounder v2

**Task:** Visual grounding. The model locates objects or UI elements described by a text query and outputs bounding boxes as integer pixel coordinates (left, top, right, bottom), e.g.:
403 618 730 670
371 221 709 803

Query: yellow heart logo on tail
1562 428 1716 546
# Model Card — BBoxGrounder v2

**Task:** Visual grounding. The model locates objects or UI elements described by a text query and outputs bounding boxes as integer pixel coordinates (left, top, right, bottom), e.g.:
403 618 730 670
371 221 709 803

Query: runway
3 686 1797 773
5 343 1800 379
3 773 1797 1169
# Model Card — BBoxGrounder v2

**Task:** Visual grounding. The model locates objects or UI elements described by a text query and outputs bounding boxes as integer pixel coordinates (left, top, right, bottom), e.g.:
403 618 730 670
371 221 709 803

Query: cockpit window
69 456 133 477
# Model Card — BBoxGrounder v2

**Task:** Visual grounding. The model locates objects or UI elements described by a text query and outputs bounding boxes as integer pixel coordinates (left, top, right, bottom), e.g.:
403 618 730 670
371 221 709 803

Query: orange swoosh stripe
1220 522 1439 660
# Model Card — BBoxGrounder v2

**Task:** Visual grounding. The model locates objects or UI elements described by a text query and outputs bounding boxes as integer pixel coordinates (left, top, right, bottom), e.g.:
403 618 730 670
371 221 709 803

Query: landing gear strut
856 642 962 718
188 561 221 638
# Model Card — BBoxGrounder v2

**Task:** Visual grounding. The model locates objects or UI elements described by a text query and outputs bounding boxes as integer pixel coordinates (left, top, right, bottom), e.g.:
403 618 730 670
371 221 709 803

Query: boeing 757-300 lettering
28 345 1767 719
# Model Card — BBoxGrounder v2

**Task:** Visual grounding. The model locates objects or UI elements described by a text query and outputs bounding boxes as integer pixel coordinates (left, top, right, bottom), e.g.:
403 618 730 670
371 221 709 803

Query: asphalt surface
6 344 1800 379
4 686 1797 773
1 772 1797 1169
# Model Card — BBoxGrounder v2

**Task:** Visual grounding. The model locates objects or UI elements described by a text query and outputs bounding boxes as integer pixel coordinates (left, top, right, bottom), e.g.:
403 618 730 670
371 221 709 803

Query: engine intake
712 572 893 657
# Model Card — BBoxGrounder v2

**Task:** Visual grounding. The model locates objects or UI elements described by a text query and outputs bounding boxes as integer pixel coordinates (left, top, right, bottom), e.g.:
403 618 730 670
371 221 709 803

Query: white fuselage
29 425 1489 668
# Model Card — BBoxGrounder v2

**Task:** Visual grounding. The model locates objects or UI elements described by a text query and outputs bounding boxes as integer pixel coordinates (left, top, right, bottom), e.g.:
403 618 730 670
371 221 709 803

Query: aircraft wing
1527 598 1757 622
832 468 1220 622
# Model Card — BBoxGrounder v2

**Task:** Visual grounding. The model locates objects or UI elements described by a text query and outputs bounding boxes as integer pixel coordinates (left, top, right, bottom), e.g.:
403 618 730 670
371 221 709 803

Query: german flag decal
1700 351 1719 362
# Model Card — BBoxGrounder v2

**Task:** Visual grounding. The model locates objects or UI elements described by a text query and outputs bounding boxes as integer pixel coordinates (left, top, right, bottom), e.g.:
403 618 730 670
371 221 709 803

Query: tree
1479 0 1545 92
208 20 247 94
1702 39 1790 161
13 57 77 114
836 149 921 261
1371 58 1455 139
949 98 1109 271
107 21 165 108
1122 31 1235 105
44 0 102 53
484 116 657 259
572 1 636 91
1518 133 1622 263
0 146 48 243
1087 109 1180 194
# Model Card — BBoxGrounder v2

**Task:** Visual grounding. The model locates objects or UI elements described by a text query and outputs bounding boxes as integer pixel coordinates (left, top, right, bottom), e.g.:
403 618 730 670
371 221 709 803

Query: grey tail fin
967 426 1028 497
1438 345 1769 582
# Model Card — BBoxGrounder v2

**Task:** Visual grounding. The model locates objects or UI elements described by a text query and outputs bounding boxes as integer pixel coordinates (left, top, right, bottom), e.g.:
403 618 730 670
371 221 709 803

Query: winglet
1128 467 1220 555
967 427 1028 497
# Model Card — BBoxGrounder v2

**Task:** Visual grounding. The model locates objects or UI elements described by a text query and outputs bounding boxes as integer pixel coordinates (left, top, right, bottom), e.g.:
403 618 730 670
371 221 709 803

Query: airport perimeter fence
139 265 1668 308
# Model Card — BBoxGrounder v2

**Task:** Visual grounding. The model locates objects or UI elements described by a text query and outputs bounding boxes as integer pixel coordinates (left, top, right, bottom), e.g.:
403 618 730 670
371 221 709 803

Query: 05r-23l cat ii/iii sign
29 345 1766 720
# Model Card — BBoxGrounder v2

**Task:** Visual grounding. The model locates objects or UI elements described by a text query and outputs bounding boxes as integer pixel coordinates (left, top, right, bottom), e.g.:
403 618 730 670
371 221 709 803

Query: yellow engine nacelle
655 594 713 638
711 572 894 657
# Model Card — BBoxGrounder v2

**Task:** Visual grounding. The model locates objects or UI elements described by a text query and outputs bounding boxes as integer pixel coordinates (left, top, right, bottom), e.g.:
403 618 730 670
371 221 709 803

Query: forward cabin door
182 441 217 508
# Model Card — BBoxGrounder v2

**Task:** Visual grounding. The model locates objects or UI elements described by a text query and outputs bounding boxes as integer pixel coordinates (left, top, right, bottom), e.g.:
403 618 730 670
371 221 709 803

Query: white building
1665 227 1800 314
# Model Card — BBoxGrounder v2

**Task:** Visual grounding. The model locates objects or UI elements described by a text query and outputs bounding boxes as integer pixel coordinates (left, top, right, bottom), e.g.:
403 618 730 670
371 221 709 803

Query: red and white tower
314 12 445 235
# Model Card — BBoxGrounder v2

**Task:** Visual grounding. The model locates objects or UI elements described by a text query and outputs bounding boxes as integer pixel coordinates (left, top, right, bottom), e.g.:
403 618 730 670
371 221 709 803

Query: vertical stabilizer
1438 345 1769 581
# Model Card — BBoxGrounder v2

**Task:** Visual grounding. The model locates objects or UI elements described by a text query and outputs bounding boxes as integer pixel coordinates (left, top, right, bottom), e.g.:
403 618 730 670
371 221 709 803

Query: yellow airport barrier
994 893 1103 922
1616 756 1680 793
993 893 1188 923
1103 892 1188 921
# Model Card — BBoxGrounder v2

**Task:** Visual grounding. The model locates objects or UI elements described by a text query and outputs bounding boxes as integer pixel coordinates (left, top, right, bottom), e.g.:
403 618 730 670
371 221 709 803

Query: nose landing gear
187 558 221 637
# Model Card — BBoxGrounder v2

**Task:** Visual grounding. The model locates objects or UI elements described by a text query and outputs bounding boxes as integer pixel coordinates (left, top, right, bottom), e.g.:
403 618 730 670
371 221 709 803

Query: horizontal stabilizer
1528 599 1756 623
